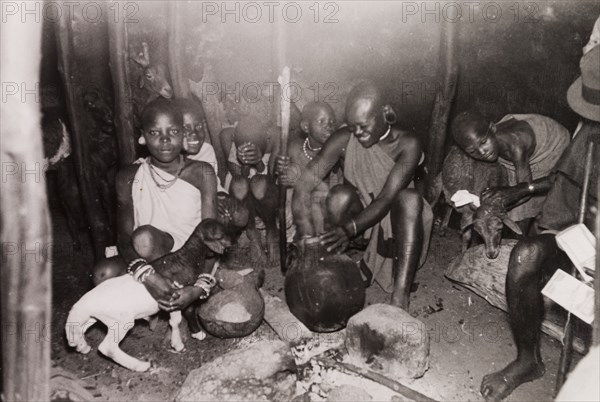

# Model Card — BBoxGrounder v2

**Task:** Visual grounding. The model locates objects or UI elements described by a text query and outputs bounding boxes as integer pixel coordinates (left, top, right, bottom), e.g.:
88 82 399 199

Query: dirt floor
49 198 575 402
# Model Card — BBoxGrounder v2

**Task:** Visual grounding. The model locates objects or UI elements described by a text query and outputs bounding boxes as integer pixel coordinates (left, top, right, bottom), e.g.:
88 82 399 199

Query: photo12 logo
1 1 139 24
400 1 542 24
198 81 339 105
199 1 340 24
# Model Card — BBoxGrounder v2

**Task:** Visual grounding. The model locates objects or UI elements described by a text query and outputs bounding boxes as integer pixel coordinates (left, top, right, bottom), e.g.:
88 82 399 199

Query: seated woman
93 98 218 336
292 81 433 309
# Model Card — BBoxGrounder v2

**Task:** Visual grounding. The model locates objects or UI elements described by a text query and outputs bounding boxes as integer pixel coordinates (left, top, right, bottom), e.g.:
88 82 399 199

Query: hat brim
567 77 600 122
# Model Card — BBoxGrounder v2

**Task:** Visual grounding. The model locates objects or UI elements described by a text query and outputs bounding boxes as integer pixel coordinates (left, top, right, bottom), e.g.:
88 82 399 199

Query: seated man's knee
393 188 422 219
230 175 250 201
508 238 545 283
131 225 173 259
93 256 125 286
249 174 272 201
326 184 363 226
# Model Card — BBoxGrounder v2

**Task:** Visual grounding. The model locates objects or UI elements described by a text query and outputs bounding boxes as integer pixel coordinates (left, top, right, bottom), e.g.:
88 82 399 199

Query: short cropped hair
302 101 334 120
451 110 489 143
171 97 205 119
141 98 182 129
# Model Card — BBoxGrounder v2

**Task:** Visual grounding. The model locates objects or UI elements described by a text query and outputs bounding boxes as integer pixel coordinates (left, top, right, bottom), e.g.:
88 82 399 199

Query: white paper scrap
542 269 594 324
450 190 481 208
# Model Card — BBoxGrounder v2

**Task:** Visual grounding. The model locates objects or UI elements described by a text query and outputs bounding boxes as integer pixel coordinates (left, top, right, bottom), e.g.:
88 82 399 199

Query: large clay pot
284 239 365 332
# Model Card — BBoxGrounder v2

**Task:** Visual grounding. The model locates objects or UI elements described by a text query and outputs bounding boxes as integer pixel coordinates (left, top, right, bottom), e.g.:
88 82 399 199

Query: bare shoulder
500 119 535 149
116 163 140 187
183 158 216 188
115 163 140 201
397 128 420 146
391 128 421 159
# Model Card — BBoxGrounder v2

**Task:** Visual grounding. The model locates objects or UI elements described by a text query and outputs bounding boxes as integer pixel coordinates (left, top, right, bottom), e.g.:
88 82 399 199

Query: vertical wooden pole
275 16 290 273
593 148 600 346
1 16 51 401
425 19 459 203
56 11 111 259
167 1 190 98
108 3 136 166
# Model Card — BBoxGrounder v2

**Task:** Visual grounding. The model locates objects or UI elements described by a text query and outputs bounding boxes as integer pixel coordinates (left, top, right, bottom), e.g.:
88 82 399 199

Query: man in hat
480 46 600 401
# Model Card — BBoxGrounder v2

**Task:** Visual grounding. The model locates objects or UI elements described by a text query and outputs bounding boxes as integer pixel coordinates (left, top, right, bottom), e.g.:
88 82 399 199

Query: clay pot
198 281 264 338
284 239 365 332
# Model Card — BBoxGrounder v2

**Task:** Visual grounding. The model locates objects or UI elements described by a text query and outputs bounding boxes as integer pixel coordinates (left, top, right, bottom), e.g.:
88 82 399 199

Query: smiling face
182 111 206 155
302 103 337 146
143 110 183 164
345 98 386 149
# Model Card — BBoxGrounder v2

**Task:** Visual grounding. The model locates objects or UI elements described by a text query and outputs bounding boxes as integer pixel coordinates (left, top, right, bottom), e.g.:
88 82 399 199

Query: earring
384 107 397 125
138 136 146 145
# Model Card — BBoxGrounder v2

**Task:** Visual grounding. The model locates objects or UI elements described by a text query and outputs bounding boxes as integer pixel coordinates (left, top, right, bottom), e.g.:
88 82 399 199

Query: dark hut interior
2 1 600 401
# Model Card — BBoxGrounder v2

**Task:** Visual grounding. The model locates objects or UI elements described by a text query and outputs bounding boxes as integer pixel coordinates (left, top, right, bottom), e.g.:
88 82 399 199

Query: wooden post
594 156 600 346
425 19 459 203
279 67 291 273
275 15 289 273
167 1 189 99
108 2 136 166
1 16 51 401
56 10 112 259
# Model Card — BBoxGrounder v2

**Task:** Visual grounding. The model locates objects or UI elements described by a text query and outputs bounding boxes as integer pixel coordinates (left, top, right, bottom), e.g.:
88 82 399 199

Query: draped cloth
344 134 433 293
497 114 570 222
537 122 599 231
132 159 203 251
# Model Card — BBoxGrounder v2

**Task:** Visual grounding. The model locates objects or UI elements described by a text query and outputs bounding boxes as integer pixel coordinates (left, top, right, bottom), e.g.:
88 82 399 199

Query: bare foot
481 359 545 401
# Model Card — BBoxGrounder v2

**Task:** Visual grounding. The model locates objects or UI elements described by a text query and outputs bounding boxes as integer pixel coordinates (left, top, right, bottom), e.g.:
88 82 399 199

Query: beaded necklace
302 137 322 161
148 155 185 190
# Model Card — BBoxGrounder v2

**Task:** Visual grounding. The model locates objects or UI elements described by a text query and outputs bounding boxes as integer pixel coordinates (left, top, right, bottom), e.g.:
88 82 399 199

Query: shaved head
451 110 500 162
302 101 334 120
345 81 384 121
451 110 489 146
344 81 389 148
301 101 336 145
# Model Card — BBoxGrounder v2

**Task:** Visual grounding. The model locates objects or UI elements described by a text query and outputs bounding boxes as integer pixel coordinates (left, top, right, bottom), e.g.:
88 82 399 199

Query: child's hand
275 155 290 174
275 155 295 186
158 286 201 311
237 142 262 166
144 272 177 302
